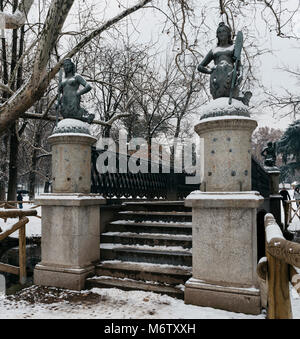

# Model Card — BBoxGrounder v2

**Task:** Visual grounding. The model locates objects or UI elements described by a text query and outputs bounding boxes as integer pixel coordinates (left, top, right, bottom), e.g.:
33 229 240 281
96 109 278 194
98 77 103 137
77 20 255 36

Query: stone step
94 201 193 297
123 201 186 206
85 276 184 299
100 244 192 266
107 221 192 235
101 232 192 248
122 201 191 213
95 261 192 285
118 210 192 223
119 211 192 216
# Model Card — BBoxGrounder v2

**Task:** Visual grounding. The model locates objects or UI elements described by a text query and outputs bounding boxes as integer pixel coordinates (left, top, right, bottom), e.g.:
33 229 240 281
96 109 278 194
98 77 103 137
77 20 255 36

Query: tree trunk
28 121 42 200
7 123 18 201
0 135 8 200
0 0 152 136
103 125 111 138
170 117 182 168
7 2 22 202
28 170 35 200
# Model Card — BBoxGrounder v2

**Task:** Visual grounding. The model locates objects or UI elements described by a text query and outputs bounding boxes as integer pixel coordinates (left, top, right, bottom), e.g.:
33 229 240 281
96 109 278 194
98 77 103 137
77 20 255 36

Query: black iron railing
91 147 200 200
251 157 271 198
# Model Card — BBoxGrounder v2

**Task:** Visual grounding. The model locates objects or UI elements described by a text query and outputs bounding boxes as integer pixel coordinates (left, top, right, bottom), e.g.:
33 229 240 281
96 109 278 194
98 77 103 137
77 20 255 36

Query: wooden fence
0 209 38 285
257 213 300 319
287 200 300 224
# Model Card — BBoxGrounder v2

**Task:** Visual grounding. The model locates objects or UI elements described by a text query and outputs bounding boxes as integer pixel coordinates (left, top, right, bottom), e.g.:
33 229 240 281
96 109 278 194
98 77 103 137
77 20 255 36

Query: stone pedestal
48 132 95 194
34 194 105 290
195 116 257 192
34 120 106 290
185 191 264 314
185 101 264 315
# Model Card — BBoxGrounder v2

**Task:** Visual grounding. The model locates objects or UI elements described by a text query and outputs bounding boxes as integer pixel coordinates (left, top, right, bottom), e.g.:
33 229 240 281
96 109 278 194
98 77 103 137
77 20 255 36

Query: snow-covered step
119 211 192 216
122 201 186 206
95 261 192 285
92 200 193 297
122 201 192 213
101 231 192 248
117 210 192 223
107 220 192 235
100 243 192 266
85 276 184 299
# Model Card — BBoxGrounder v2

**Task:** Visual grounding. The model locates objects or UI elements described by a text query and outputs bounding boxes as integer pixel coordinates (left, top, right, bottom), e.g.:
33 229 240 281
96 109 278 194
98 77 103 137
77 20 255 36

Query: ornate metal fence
251 157 271 198
91 147 200 200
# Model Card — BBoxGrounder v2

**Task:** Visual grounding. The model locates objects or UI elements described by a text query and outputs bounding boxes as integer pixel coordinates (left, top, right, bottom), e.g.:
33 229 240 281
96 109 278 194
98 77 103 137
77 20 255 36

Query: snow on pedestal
198 97 251 120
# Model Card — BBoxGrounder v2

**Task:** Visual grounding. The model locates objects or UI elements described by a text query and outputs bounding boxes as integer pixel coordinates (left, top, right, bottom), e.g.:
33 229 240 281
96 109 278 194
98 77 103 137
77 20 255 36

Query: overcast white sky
30 0 300 131
103 1 300 130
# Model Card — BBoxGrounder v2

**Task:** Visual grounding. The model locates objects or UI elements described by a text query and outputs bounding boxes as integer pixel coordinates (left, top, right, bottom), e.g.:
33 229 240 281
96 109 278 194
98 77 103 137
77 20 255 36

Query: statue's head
216 22 233 46
267 141 273 147
63 58 76 75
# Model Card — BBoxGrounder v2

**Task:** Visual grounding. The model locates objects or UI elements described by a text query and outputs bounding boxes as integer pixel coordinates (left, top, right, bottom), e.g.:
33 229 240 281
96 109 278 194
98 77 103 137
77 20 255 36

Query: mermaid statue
56 58 95 124
198 22 252 106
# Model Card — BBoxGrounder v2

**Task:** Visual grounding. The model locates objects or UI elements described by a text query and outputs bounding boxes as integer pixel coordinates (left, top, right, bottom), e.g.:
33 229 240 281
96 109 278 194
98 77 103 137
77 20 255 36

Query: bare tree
263 66 300 120
76 40 152 138
0 0 156 135
0 0 298 200
0 0 298 136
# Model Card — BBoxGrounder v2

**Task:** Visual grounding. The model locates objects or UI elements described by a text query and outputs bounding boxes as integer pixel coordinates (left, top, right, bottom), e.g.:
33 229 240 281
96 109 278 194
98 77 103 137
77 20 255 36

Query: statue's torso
212 45 234 66
61 76 80 117
210 45 238 99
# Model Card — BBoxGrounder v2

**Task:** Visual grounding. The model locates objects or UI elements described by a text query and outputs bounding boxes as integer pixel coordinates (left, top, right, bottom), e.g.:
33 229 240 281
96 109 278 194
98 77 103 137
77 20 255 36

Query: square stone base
34 263 95 291
33 194 105 290
185 278 261 315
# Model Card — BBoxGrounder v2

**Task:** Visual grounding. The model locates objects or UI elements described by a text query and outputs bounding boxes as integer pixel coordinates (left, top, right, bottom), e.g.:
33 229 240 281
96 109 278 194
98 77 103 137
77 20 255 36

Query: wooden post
264 213 293 319
257 257 268 309
266 252 292 319
290 266 300 295
18 217 27 285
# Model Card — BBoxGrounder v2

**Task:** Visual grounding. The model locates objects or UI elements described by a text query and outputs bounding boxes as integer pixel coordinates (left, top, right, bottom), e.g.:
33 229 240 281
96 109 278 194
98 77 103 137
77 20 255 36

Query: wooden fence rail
0 209 38 285
257 213 300 319
0 201 38 210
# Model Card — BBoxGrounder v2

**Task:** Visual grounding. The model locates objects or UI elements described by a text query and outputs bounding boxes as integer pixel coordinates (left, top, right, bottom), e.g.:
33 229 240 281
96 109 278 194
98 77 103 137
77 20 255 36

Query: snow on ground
0 286 265 319
0 195 300 319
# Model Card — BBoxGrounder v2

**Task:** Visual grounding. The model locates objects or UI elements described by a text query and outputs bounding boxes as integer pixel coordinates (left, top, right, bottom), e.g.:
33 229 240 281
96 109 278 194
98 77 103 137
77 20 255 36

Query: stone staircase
86 201 192 299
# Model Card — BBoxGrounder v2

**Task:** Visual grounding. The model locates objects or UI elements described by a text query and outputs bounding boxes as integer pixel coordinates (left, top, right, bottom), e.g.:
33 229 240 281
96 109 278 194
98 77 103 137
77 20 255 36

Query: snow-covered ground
0 193 299 319
0 286 267 319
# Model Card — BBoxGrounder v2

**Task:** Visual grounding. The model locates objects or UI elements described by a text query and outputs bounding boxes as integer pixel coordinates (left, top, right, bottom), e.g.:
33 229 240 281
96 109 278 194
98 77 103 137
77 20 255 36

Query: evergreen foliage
277 120 300 181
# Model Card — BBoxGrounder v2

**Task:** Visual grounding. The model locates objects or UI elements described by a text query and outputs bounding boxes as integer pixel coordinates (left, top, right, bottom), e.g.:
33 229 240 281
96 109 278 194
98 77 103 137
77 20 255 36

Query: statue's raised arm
198 22 252 106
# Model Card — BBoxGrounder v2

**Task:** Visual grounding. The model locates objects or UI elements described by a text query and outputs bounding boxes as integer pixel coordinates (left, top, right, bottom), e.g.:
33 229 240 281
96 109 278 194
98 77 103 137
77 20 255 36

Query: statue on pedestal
56 59 95 124
261 141 277 167
198 22 252 106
